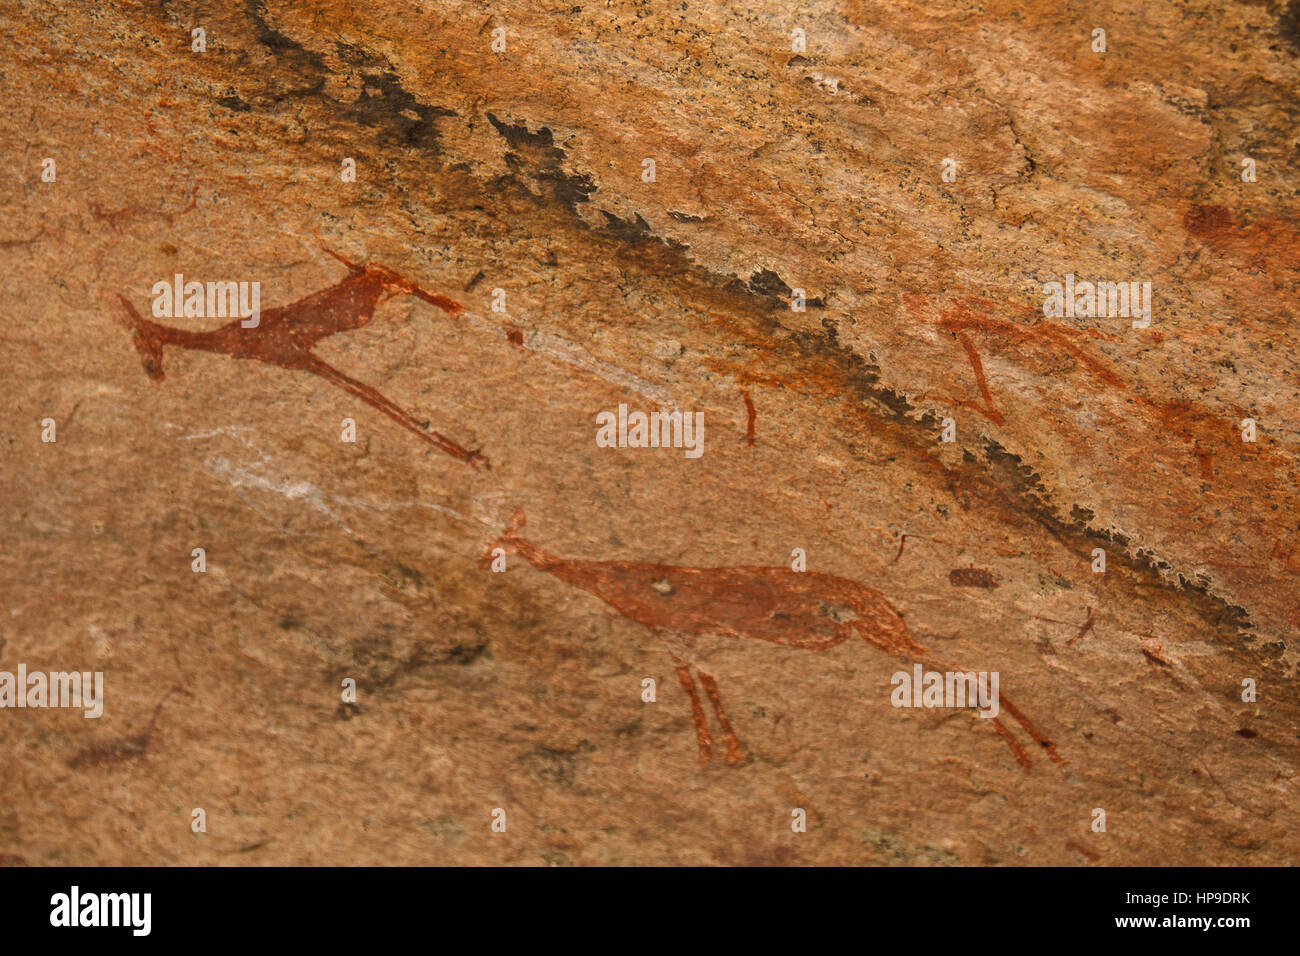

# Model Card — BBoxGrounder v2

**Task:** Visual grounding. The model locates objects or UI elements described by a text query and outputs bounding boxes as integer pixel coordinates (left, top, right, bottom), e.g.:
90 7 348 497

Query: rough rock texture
1 0 1298 865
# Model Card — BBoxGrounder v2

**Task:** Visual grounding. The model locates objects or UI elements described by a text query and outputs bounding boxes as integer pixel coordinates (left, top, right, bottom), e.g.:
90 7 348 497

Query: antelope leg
697 669 747 766
671 654 713 765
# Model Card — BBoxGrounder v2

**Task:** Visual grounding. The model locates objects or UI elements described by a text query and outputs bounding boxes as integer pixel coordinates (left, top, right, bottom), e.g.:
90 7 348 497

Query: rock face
2 1 1297 865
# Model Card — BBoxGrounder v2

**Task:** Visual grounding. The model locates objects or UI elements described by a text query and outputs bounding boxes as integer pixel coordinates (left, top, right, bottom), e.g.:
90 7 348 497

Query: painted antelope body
116 248 488 468
490 510 1064 770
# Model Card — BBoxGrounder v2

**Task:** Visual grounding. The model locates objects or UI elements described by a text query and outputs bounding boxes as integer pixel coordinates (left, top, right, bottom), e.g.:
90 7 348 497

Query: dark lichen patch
487 113 599 210
242 5 456 155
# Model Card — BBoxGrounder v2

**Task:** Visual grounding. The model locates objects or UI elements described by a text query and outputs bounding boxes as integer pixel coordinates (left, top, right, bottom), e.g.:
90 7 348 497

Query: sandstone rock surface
1 0 1298 865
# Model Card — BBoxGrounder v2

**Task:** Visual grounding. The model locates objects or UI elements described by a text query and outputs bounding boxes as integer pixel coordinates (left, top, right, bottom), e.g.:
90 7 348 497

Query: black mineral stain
244 3 455 155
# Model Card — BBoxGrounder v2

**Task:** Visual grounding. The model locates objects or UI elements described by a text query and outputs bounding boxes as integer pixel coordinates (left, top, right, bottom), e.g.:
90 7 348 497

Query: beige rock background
1 0 1297 864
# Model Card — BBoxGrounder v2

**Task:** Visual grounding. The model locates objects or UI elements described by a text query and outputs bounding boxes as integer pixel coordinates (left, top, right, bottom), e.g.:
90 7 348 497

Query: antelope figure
116 248 488 468
488 509 1064 770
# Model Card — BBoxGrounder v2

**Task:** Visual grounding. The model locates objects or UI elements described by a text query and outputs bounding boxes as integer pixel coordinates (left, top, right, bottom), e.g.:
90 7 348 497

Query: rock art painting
118 248 488 469
487 509 1061 770
2 0 1297 882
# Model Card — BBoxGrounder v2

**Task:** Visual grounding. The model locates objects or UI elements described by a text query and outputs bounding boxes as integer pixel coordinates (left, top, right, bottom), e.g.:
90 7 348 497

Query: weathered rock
1 0 1297 865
